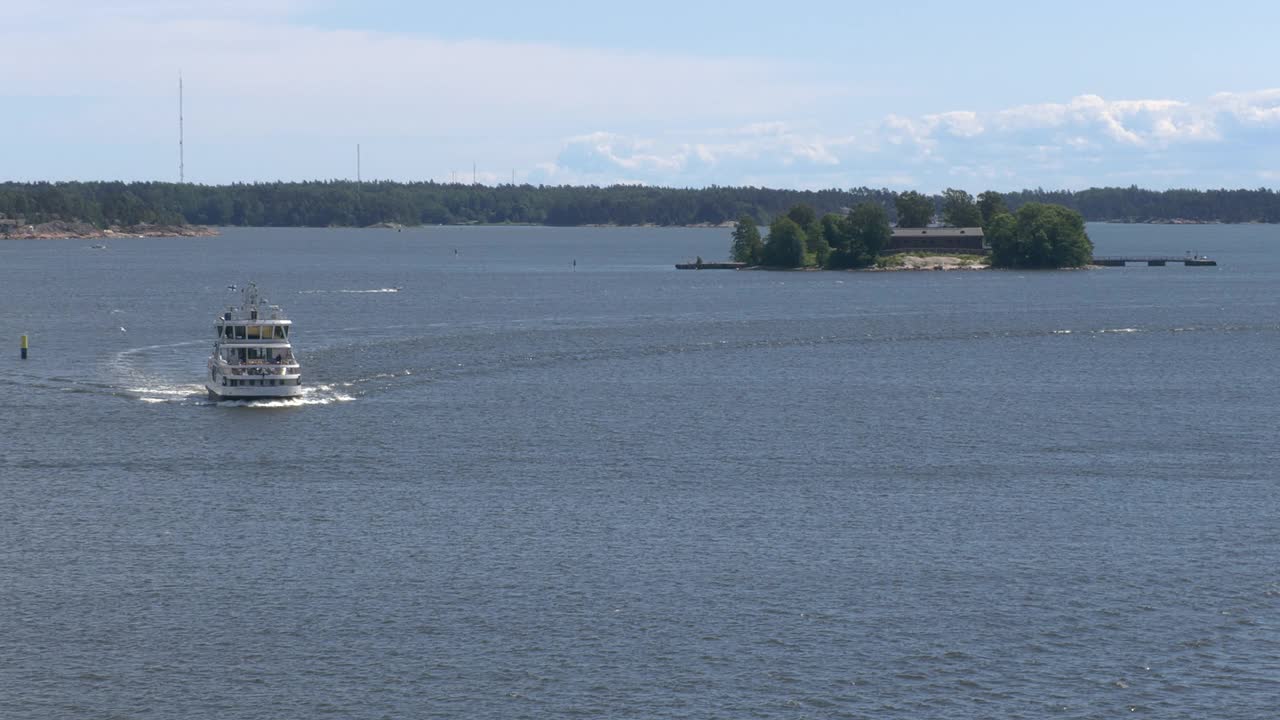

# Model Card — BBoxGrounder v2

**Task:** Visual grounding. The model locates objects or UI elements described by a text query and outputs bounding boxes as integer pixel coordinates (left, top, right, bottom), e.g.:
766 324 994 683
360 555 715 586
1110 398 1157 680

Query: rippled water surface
2 224 1278 718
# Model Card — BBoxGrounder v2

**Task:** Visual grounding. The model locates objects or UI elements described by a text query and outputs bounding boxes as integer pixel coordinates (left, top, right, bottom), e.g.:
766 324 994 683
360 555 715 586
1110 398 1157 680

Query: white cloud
933 111 984 138
544 123 857 186
542 91 1280 190
1210 89 1280 126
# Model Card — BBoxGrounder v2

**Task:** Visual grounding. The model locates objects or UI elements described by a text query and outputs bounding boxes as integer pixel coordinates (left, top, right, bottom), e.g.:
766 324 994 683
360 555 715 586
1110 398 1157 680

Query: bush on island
762 217 807 268
987 203 1093 269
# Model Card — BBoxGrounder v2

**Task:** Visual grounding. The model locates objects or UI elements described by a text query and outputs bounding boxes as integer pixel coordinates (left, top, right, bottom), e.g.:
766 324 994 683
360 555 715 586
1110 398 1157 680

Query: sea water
1 224 1277 718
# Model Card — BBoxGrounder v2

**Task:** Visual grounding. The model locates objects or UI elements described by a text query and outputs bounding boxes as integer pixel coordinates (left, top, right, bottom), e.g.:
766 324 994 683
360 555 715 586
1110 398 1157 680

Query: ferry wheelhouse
206 283 302 400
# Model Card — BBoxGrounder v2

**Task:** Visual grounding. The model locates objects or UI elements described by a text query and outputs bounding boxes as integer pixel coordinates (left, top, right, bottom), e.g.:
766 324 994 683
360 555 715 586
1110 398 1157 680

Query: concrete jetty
1091 255 1217 267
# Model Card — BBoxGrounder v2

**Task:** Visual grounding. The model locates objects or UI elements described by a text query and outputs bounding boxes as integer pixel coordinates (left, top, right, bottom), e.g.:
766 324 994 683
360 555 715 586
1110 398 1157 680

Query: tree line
0 181 895 228
732 190 1093 270
1 181 1279 229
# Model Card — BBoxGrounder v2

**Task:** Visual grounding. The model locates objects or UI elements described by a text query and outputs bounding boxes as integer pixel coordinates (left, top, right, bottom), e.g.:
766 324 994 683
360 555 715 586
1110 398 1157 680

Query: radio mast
178 72 185 183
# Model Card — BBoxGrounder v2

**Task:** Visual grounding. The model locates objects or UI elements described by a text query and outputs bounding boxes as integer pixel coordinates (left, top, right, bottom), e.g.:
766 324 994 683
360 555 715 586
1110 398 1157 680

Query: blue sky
5 0 1280 191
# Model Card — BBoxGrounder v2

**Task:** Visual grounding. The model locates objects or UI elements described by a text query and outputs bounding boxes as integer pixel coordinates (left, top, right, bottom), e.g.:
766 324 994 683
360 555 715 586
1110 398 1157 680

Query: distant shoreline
5 182 1280 229
1 221 218 240
2 217 1269 241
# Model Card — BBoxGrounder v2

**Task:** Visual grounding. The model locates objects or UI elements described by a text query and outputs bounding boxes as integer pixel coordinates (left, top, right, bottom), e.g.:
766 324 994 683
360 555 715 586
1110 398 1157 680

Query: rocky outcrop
1 222 219 239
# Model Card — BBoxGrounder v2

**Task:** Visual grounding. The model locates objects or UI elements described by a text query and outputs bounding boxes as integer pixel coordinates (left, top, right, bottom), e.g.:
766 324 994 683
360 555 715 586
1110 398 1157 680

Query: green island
731 190 1092 270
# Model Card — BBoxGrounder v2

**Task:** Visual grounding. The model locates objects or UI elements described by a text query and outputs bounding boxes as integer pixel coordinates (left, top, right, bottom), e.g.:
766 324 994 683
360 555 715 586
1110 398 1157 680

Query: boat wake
298 288 401 294
106 336 358 408
128 382 208 404
210 384 356 408
121 381 356 407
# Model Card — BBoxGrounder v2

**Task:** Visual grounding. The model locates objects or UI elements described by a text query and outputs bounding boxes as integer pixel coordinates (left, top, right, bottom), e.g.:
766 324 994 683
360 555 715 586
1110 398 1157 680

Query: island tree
762 217 807 268
805 220 832 268
894 191 934 228
986 202 1093 268
827 202 892 268
977 190 1008 227
786 204 817 229
730 215 763 264
818 213 848 267
941 188 982 227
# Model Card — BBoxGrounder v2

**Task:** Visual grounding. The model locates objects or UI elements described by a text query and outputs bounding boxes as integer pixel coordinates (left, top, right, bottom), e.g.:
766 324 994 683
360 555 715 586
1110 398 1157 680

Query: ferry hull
206 382 303 402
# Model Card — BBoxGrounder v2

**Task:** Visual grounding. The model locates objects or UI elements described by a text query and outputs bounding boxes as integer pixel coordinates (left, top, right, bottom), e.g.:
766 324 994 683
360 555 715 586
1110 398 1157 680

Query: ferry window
281 326 289 338
234 325 246 339
274 326 285 339
223 326 232 338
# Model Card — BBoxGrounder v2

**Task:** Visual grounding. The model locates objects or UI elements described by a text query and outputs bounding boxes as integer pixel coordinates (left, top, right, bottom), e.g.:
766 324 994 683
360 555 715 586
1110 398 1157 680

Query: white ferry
206 283 302 401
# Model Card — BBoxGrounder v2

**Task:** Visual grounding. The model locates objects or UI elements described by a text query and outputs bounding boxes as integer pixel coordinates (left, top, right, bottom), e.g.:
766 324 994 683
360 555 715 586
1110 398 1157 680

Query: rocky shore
732 255 992 271
877 254 989 270
1 221 219 240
